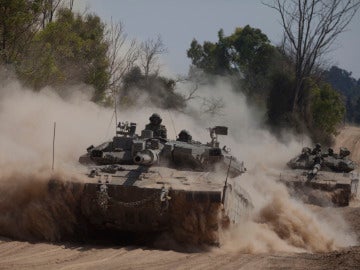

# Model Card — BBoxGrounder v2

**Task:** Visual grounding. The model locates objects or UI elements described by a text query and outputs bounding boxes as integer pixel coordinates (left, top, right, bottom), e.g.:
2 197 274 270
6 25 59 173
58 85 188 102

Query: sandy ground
335 125 360 164
0 238 359 270
1 127 360 270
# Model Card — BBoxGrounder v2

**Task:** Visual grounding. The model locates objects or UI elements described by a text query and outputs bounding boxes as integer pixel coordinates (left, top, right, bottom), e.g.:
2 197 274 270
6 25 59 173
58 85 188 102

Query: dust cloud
0 71 357 251
179 78 357 253
0 73 108 241
0 171 83 241
221 172 357 253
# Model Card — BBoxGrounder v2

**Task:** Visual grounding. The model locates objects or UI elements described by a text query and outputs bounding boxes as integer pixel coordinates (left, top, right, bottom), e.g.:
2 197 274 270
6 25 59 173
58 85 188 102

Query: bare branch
201 97 225 116
42 0 64 28
183 83 200 101
139 35 167 78
69 0 75 11
265 0 360 111
105 19 140 94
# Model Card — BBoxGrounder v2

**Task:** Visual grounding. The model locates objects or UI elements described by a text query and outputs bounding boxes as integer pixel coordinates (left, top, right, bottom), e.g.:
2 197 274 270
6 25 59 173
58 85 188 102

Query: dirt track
1 127 360 270
335 126 360 164
0 239 297 270
0 237 359 270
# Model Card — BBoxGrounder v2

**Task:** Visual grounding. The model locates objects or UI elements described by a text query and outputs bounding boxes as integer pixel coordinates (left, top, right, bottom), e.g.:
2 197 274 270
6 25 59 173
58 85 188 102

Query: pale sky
81 0 360 79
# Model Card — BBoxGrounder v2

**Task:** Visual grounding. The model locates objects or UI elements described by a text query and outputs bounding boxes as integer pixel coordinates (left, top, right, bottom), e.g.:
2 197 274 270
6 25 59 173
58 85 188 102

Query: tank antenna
52 122 56 171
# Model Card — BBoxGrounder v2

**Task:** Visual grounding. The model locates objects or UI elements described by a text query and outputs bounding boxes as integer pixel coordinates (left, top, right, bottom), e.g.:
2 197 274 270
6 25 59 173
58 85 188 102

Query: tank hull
77 165 251 245
280 169 359 206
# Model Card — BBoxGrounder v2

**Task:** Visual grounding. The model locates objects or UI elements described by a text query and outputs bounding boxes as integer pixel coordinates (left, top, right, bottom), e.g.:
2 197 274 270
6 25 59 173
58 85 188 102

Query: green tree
187 25 276 99
267 73 346 144
0 0 43 63
18 8 109 102
228 26 274 76
187 30 232 75
310 82 345 136
267 71 294 128
323 65 360 123
187 25 274 77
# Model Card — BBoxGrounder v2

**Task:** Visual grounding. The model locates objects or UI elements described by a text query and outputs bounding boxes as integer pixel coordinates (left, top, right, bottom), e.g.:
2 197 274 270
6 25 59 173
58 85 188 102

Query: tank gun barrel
134 153 152 164
133 149 159 165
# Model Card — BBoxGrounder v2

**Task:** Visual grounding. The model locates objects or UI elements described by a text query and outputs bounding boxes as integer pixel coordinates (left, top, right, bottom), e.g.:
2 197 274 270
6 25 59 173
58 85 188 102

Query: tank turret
287 146 357 173
79 123 246 177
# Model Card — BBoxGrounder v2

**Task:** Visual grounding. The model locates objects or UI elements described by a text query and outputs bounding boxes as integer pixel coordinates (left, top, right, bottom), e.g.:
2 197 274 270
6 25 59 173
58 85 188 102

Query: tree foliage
0 0 43 63
228 26 274 76
187 25 276 102
18 8 109 102
0 0 353 142
267 73 346 144
323 65 360 123
310 81 345 136
187 25 274 78
267 71 295 128
187 30 231 75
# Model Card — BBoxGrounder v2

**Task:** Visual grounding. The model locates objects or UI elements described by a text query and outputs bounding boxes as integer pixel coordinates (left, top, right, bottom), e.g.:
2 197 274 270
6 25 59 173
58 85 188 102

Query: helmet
149 113 162 124
339 147 350 158
178 129 192 142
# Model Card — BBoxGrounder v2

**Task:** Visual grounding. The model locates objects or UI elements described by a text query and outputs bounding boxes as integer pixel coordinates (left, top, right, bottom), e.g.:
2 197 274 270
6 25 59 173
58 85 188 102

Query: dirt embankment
334 125 360 164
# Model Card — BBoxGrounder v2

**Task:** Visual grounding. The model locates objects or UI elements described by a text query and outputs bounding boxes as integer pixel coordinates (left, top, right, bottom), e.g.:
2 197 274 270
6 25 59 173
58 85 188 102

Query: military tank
280 144 359 206
77 121 252 245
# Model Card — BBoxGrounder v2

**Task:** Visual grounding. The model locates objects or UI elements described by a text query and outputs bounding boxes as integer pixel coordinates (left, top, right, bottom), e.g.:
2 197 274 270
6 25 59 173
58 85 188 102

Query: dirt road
335 125 360 164
0 236 359 270
1 127 360 270
1 230 359 270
